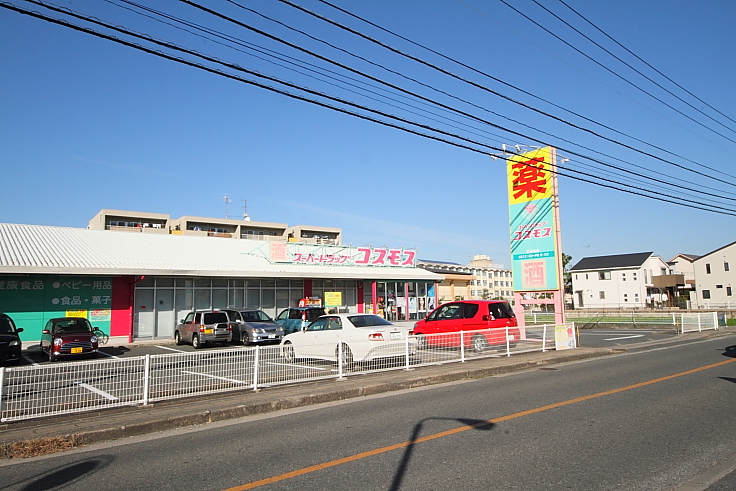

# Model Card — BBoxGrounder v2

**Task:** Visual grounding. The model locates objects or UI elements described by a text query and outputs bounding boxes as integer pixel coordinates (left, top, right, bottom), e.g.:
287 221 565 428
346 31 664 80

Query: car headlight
9 340 19 347
53 338 63 346
252 328 265 333
91 336 98 343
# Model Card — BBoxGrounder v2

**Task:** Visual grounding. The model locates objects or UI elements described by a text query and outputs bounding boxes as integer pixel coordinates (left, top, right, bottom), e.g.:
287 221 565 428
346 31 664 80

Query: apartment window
635 293 639 301
622 273 626 281
598 271 611 280
623 293 628 302
725 262 730 272
717 285 724 289
575 274 578 280
728 287 732 296
702 290 711 299
585 274 588 280
599 291 605 299
706 264 711 274
633 273 637 281
661 268 667 275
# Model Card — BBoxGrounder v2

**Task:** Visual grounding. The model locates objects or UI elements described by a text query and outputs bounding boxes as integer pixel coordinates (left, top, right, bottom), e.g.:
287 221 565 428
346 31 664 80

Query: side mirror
42 329 50 334
16 327 23 333
482 315 489 321
179 319 184 324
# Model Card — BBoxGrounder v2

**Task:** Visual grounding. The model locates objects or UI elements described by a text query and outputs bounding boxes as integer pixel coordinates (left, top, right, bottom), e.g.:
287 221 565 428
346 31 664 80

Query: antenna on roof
224 195 232 219
241 199 250 221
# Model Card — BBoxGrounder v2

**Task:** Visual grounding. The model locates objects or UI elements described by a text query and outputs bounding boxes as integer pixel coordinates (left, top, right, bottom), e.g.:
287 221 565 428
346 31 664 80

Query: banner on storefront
507 147 560 291
324 292 342 307
267 242 417 267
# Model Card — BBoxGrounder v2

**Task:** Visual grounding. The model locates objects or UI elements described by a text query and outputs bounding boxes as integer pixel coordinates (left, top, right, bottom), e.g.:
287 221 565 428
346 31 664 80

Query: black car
0 313 23 365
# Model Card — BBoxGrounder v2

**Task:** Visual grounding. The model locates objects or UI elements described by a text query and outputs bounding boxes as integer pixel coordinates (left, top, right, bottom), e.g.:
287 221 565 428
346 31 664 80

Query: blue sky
2 0 735 268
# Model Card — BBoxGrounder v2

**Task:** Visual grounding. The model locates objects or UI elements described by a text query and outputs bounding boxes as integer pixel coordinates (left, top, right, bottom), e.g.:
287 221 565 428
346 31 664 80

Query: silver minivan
175 310 233 349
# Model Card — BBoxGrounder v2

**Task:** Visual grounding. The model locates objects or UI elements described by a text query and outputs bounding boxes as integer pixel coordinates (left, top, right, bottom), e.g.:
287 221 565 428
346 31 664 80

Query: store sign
268 243 416 267
507 147 560 291
324 292 342 307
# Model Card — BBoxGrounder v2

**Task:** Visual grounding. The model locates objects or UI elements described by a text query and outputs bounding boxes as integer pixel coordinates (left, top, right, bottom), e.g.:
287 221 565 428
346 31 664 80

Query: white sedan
280 313 416 364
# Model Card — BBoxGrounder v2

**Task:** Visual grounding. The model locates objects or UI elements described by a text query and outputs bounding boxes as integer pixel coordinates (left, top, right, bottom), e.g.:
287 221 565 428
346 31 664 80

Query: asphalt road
579 328 677 348
2 335 735 491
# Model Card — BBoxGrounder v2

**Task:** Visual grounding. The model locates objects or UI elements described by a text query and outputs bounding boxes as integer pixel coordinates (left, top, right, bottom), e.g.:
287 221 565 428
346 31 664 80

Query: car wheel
415 334 427 350
472 334 488 353
336 343 354 367
282 342 295 363
174 331 183 346
192 334 202 349
48 350 56 362
242 332 251 346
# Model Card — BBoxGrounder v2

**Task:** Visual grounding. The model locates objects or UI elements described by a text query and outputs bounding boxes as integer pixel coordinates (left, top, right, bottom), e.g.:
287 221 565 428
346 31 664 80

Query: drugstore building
0 222 441 344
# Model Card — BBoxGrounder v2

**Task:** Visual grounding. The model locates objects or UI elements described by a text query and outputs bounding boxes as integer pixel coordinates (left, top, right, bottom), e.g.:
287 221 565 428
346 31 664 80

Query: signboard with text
507 147 560 291
268 243 416 267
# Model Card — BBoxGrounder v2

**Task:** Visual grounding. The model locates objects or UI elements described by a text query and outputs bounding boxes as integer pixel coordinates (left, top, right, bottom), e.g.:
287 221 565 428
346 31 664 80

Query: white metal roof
0 223 441 280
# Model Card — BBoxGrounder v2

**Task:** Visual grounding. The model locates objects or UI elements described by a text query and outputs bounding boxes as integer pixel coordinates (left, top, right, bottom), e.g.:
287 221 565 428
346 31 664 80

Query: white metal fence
0 325 570 423
525 311 719 329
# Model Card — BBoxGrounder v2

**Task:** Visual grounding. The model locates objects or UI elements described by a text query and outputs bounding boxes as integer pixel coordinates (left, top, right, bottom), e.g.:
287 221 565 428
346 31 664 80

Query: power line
556 0 736 129
6 1 736 216
306 0 736 182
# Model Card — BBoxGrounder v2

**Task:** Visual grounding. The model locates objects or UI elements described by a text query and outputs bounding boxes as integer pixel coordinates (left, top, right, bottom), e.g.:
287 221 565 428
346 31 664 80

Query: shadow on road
3 455 114 491
389 417 495 491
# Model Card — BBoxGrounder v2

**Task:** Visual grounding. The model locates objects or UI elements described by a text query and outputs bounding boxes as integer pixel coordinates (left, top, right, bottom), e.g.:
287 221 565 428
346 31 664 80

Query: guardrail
0 324 573 423
525 311 719 330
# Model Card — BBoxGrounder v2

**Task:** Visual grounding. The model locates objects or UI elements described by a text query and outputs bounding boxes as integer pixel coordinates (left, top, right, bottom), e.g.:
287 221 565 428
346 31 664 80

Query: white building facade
692 241 736 308
570 252 671 309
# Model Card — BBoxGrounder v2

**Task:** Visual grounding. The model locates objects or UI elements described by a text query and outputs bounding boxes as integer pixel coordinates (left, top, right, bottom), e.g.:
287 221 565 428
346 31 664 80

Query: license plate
268 334 275 339
204 329 213 334
71 347 83 354
390 332 401 340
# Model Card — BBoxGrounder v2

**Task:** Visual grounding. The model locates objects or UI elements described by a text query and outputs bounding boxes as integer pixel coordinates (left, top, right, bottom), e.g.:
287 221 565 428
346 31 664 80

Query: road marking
156 345 185 352
78 383 119 401
97 351 120 359
603 335 645 341
222 357 736 491
22 355 38 365
266 362 328 371
181 370 248 385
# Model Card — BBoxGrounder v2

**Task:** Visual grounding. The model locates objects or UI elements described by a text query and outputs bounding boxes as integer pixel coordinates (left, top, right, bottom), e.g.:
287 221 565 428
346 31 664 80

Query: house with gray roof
569 252 672 309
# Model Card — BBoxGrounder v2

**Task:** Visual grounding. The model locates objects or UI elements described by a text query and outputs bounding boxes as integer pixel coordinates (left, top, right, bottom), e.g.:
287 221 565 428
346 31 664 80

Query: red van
412 300 519 352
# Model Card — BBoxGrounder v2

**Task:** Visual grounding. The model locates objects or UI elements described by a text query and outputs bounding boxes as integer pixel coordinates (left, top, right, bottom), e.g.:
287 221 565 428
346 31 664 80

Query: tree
562 253 573 293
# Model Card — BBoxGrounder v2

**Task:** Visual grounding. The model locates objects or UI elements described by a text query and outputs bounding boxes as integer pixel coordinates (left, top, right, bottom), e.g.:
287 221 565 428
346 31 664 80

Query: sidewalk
1 328 733 459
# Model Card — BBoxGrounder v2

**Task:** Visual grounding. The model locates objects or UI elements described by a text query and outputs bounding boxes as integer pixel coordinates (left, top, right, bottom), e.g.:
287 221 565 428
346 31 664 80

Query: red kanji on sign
522 260 546 288
512 157 547 200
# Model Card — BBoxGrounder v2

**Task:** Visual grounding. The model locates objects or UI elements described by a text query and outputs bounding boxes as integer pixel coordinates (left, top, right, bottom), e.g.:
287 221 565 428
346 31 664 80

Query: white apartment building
692 241 736 308
570 252 673 309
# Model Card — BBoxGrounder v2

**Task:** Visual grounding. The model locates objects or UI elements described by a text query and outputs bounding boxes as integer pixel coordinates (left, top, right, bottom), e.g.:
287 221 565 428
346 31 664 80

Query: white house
692 241 736 308
570 252 672 309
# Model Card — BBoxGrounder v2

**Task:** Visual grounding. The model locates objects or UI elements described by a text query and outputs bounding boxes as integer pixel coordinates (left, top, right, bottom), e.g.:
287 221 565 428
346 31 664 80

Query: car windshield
240 311 274 323
53 319 92 333
348 315 394 328
203 313 229 324
0 317 16 334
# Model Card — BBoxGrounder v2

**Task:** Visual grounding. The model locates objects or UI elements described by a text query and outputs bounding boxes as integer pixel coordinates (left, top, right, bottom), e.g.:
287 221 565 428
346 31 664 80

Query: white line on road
97 351 119 359
22 355 38 365
266 362 328 371
78 383 119 401
181 370 249 384
155 345 185 352
603 335 646 341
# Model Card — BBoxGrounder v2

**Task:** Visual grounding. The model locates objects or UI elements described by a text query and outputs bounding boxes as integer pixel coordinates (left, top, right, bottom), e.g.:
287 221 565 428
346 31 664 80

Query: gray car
222 309 284 345
175 310 233 349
